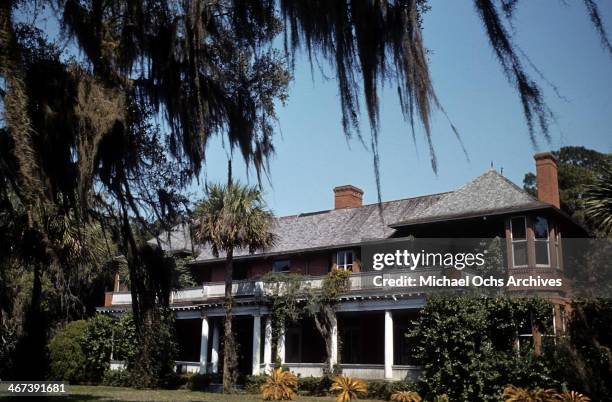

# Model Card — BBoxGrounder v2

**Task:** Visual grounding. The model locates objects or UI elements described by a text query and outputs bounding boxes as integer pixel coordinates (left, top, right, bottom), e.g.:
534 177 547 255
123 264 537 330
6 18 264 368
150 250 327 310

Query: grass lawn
0 385 385 401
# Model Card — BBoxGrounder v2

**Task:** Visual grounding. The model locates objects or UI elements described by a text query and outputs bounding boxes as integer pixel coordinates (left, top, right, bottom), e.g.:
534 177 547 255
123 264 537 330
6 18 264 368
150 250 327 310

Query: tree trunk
14 262 46 380
313 304 335 376
222 248 236 393
120 206 169 388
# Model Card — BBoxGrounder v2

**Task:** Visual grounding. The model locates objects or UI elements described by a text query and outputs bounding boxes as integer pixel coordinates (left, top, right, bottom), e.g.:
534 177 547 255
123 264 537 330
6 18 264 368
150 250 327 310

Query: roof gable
390 169 546 226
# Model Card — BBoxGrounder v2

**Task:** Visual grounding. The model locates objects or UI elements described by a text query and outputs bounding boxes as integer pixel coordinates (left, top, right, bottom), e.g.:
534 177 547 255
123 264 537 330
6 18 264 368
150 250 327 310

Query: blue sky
199 1 612 217
24 1 612 217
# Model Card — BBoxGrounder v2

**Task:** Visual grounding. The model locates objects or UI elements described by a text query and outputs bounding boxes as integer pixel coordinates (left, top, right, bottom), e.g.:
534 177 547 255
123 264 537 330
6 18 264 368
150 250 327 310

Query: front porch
168 299 424 381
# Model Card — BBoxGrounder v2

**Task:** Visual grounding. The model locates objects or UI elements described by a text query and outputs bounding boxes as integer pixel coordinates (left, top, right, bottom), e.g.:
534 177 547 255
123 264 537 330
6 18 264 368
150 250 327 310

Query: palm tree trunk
223 248 236 393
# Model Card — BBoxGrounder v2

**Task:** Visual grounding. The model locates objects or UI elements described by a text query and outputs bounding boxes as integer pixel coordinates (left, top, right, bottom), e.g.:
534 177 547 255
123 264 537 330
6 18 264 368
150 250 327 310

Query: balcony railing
106 268 446 306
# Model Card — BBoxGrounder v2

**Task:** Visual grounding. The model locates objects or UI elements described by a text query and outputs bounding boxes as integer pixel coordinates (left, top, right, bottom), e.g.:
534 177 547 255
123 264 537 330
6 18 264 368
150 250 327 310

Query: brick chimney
334 185 363 209
534 152 560 208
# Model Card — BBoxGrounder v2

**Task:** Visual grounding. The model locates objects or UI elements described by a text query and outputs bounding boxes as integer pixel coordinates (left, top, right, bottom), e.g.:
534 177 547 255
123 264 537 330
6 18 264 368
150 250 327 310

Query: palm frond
584 167 612 235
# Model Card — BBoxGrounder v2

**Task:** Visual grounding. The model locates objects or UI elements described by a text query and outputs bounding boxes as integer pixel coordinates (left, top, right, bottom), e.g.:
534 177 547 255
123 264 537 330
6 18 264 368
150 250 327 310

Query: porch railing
107 268 440 306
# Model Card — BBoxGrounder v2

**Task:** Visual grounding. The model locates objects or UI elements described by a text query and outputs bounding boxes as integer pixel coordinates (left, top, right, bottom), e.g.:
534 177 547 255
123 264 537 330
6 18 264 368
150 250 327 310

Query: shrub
562 298 612 400
431 395 449 402
260 368 298 401
366 380 412 400
390 390 422 402
245 374 268 394
48 320 88 384
185 373 214 391
112 314 137 363
101 369 131 387
407 296 556 401
128 311 178 389
330 376 367 402
80 314 115 381
298 376 332 396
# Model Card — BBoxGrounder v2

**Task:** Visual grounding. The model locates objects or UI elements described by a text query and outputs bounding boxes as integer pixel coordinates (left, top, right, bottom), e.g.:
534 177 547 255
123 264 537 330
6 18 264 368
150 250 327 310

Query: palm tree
194 178 275 392
584 167 612 236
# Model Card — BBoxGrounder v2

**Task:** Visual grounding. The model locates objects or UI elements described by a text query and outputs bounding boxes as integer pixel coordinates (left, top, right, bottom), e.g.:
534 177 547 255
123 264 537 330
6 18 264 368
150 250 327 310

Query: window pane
511 217 526 239
513 242 528 266
535 241 549 266
337 250 353 269
345 251 354 266
534 217 549 239
273 260 290 273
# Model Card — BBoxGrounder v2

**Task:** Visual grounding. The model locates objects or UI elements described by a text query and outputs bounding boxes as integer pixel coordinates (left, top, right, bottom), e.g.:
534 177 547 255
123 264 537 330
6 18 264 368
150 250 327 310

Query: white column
211 320 220 373
263 316 272 372
330 314 338 369
199 316 209 374
384 310 394 379
252 314 262 375
277 321 286 364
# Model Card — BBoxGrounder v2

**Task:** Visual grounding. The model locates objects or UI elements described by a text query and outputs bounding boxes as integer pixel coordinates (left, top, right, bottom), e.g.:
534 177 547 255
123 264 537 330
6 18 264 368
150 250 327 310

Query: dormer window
336 250 354 271
534 216 550 266
510 217 528 268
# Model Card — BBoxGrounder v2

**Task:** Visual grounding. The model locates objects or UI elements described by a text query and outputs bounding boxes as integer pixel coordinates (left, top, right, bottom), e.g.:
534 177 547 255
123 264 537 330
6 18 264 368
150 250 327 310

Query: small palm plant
330 376 368 402
390 390 423 402
431 395 450 402
503 385 531 402
260 368 298 401
554 391 591 402
502 385 562 402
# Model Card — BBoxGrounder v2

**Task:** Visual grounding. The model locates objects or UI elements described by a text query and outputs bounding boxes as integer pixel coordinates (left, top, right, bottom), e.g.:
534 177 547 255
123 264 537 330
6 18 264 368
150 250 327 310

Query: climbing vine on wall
261 272 308 356
261 269 352 372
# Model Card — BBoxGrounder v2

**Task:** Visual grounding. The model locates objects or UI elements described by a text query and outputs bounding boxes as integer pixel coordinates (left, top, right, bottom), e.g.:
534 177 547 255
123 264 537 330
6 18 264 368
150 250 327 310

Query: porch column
199 315 209 374
330 314 338 368
263 316 272 372
252 314 261 375
211 320 220 373
384 310 393 379
276 321 286 364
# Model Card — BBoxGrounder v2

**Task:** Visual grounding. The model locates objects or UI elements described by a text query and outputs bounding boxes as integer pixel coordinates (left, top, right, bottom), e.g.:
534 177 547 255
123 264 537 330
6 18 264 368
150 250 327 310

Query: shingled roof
389 169 548 227
153 169 552 262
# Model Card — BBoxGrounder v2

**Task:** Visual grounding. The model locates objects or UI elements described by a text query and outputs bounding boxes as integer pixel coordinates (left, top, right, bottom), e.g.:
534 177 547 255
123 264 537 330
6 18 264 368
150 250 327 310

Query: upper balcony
103 268 450 308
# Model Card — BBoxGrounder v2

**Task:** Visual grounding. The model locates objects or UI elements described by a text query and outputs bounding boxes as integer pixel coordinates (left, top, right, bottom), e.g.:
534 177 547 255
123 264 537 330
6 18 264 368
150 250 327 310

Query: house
98 152 586 380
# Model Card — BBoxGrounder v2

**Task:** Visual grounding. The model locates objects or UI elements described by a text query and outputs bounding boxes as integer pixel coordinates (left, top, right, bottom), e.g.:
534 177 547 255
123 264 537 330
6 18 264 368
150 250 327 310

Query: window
340 325 361 364
510 217 528 267
272 259 290 273
336 250 354 271
534 216 550 266
285 327 302 363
